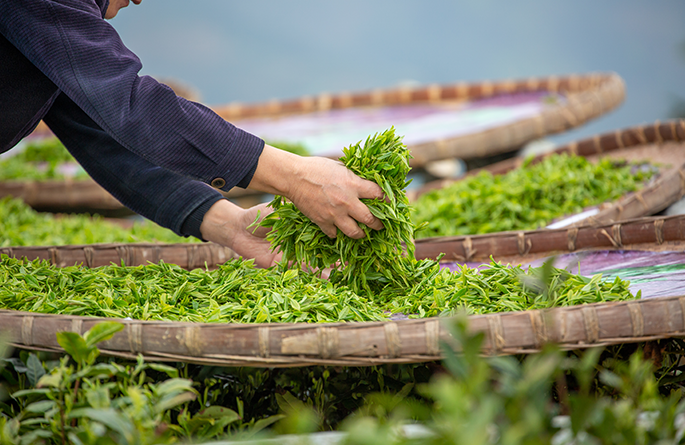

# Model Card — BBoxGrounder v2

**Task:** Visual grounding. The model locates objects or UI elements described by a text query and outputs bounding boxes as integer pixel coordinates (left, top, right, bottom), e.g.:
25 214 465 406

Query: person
0 0 385 268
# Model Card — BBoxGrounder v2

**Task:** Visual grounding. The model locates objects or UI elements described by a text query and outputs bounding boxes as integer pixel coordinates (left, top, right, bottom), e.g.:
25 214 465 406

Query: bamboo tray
0 179 265 214
216 72 625 166
2 214 685 367
411 120 685 228
414 213 685 264
5 72 624 213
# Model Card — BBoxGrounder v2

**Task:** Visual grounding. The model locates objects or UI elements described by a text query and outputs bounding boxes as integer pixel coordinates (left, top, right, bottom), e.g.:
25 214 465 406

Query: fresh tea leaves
411 154 658 238
0 137 88 181
0 256 386 323
260 128 416 294
0 196 194 246
0 255 635 323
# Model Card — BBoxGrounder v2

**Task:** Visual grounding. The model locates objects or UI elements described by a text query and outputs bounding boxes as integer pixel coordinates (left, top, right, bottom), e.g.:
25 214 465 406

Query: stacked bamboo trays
2 72 624 213
410 120 685 226
215 72 625 166
2 213 685 367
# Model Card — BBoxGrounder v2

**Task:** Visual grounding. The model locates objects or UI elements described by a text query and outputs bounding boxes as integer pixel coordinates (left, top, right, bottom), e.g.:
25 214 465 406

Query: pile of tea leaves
0 255 634 323
411 154 658 238
260 128 417 294
0 196 193 246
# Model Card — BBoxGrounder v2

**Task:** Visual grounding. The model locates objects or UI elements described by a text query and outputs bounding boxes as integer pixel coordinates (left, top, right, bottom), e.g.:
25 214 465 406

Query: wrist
199 199 245 249
247 144 301 197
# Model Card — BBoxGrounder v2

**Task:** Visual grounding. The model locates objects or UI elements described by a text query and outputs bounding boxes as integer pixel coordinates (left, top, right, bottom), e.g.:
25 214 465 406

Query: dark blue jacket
0 0 264 239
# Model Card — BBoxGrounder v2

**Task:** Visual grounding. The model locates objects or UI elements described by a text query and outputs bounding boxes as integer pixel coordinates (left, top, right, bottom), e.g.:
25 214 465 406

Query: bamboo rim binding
0 242 238 270
214 72 626 166
414 213 685 263
2 213 685 269
2 213 685 268
2 294 685 367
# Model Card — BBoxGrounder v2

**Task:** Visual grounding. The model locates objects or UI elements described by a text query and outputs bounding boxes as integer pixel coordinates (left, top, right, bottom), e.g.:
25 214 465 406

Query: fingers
348 199 384 231
243 203 273 238
319 174 385 239
356 177 385 201
335 216 366 239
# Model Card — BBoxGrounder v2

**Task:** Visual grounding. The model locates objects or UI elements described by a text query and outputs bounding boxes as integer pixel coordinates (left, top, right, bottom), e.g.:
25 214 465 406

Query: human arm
43 92 278 267
0 0 261 191
1 0 384 241
247 145 385 239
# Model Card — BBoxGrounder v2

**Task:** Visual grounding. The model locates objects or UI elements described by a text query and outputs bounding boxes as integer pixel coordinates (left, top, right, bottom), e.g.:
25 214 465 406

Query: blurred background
111 0 685 146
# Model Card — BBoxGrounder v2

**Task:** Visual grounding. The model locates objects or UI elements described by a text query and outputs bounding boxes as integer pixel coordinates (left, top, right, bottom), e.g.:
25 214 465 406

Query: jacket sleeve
0 0 263 192
43 92 229 239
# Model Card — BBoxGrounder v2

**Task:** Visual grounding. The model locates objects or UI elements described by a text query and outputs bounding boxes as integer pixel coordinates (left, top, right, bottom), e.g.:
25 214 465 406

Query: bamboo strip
2 295 685 367
0 242 238 269
414 214 685 263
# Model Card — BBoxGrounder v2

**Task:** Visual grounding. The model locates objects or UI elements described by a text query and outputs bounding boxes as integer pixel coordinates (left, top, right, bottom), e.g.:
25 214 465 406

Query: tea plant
0 322 260 444
337 318 685 445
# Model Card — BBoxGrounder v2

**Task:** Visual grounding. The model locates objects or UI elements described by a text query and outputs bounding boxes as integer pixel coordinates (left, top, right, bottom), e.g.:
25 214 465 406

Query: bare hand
288 156 384 238
248 145 385 239
199 200 280 268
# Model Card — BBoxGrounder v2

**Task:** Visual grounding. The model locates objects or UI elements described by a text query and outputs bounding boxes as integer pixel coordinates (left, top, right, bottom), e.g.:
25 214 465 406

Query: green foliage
337 319 685 445
266 140 311 157
261 128 417 294
56 322 123 369
0 323 250 444
0 197 194 246
0 138 88 181
0 256 386 323
0 255 634 324
382 259 635 318
412 154 658 238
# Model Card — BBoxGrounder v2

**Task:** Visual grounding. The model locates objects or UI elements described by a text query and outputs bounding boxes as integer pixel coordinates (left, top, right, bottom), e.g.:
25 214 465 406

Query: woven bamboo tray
414 213 685 264
411 120 685 228
216 72 625 166
2 214 685 367
4 72 624 213
0 242 238 270
0 179 265 214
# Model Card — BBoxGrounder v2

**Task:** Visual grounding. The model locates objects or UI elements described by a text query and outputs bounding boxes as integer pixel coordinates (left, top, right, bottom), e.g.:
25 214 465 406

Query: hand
199 200 280 268
248 145 385 238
